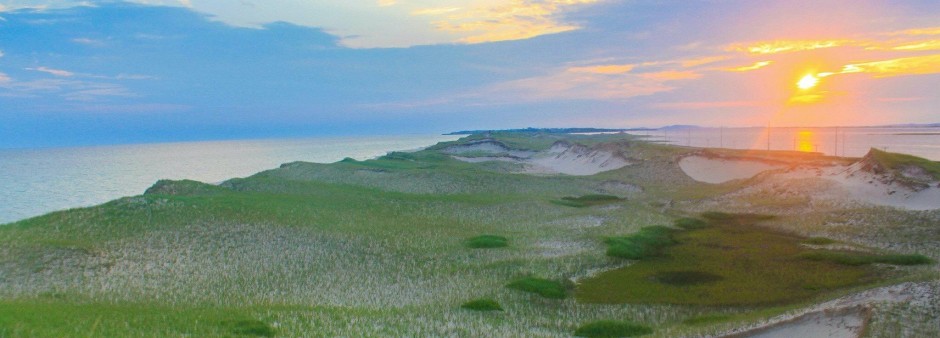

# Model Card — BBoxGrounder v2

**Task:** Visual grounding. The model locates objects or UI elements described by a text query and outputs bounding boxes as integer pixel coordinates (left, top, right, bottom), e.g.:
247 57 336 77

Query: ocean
0 134 459 224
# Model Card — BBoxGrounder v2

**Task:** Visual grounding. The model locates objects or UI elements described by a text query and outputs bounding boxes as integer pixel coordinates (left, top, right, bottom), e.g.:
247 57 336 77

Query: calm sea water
0 134 459 224
631 127 940 160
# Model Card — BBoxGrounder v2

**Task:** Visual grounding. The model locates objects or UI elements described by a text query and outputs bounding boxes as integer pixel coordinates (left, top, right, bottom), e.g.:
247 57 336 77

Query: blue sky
1 0 939 147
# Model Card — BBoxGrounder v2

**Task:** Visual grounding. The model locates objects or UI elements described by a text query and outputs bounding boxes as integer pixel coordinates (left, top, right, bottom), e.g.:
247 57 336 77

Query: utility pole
766 127 771 151
834 126 839 157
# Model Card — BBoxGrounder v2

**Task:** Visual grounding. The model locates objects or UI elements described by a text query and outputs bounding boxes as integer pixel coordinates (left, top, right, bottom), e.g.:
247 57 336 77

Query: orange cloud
653 101 762 109
729 39 848 54
839 54 940 77
887 26 940 36
726 61 773 72
640 70 702 81
568 64 634 74
679 55 729 68
890 40 940 51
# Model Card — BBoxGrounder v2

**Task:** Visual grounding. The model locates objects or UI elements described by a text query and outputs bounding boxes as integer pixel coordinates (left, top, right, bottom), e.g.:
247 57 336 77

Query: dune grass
573 320 653 337
867 148 940 180
465 235 509 249
506 277 567 299
460 299 503 312
604 226 676 259
578 213 879 306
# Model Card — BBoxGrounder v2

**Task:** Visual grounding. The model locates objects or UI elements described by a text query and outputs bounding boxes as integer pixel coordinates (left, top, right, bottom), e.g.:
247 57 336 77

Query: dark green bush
461 298 503 311
465 235 509 248
574 320 653 337
800 251 933 266
605 226 676 259
506 277 567 299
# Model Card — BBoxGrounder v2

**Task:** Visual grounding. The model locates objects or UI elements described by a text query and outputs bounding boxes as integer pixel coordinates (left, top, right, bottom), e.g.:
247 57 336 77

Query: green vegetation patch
652 270 723 286
577 213 879 306
673 217 708 230
225 319 276 337
605 226 676 259
800 251 933 266
144 179 229 196
802 237 837 245
465 235 509 249
868 148 940 180
573 320 653 337
553 194 623 208
460 299 503 312
506 277 567 299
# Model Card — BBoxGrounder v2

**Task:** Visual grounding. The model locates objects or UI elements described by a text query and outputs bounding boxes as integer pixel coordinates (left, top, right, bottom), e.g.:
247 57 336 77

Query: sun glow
797 74 819 89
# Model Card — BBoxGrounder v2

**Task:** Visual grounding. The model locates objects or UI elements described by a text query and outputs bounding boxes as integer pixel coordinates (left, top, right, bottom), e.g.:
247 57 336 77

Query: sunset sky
1 0 938 147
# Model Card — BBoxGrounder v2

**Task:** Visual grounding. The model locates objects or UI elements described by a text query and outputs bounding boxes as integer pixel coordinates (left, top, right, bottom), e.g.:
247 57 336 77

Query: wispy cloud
27 66 75 77
0 72 11 83
71 37 106 46
568 64 635 74
728 39 848 55
652 100 763 110
837 54 940 78
418 0 599 44
377 0 397 7
639 70 702 81
886 26 940 36
0 78 135 101
726 61 773 72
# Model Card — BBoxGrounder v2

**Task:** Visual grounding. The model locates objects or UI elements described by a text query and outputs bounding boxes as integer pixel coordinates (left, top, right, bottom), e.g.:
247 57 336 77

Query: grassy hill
1 133 937 337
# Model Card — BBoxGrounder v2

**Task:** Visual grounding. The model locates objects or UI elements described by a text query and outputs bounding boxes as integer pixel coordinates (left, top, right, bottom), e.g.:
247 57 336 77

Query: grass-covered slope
0 132 937 337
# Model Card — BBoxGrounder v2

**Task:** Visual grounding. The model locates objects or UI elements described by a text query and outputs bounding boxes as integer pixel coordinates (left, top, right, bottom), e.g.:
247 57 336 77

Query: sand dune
679 155 787 184
452 141 629 176
686 150 940 211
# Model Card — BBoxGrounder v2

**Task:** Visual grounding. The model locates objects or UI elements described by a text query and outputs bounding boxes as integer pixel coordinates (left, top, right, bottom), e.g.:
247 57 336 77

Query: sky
0 0 938 148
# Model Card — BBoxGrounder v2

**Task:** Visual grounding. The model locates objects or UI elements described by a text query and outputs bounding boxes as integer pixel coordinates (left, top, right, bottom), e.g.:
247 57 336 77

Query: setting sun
797 74 819 89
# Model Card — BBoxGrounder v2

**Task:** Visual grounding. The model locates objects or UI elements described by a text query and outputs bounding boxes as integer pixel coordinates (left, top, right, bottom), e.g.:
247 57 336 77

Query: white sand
742 309 865 338
451 141 629 176
721 282 933 338
679 156 787 184
827 162 940 211
526 143 629 175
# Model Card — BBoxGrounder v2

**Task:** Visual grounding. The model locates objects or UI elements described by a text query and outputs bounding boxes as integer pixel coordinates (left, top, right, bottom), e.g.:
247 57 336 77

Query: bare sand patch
679 156 787 184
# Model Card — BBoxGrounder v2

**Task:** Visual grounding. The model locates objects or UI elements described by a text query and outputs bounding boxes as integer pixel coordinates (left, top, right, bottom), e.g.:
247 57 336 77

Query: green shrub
506 277 567 299
226 319 275 337
574 320 653 337
673 218 707 230
554 194 623 207
461 299 503 311
800 251 933 266
605 226 676 259
465 235 509 248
